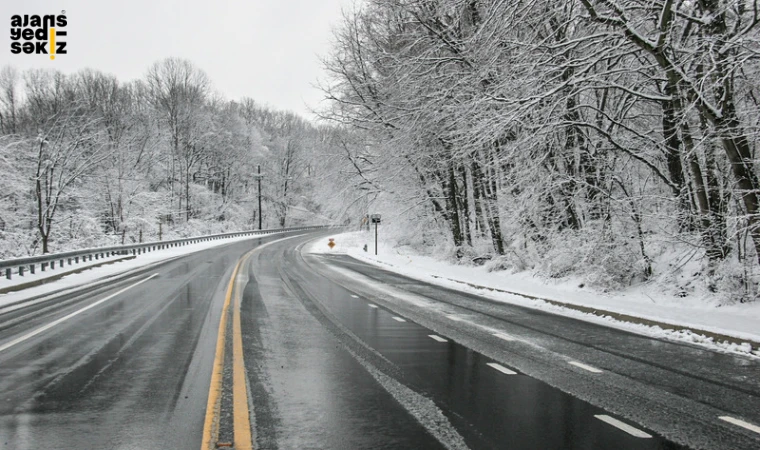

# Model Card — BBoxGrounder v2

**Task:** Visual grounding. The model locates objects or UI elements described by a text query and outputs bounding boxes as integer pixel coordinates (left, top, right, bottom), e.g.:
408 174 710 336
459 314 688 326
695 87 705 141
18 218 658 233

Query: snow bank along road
0 231 758 449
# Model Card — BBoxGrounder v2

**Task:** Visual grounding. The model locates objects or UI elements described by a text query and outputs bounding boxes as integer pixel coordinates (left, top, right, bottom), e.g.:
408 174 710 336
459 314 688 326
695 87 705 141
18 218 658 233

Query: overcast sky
0 0 354 119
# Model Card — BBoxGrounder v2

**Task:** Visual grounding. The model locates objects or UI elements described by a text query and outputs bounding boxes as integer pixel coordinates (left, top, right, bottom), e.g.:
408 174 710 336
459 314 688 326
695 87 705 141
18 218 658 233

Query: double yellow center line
201 254 254 450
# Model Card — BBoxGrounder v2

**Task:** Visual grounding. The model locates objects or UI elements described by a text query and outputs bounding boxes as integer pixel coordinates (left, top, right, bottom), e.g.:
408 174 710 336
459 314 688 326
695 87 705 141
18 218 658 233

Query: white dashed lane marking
568 361 603 373
446 315 463 321
350 295 359 299
428 335 448 343
368 304 378 309
392 317 406 322
595 415 652 438
486 363 517 375
719 416 760 435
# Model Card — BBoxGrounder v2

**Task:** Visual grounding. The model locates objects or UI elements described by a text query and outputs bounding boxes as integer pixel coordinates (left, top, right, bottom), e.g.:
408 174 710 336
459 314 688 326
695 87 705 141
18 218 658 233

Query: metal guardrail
0 225 331 281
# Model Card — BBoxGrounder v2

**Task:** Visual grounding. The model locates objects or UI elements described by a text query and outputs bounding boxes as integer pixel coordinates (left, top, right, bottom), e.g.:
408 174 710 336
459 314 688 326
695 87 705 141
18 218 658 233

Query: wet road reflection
241 250 446 450
1 232 749 449
0 236 279 450
299 279 684 449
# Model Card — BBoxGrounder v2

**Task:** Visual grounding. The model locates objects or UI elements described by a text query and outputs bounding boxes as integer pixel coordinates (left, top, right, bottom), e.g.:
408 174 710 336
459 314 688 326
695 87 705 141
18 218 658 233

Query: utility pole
256 165 263 230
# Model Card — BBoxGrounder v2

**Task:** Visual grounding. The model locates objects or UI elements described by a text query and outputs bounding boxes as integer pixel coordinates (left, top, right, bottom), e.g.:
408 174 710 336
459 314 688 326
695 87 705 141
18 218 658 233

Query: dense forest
2 0 760 301
320 0 760 301
0 58 362 259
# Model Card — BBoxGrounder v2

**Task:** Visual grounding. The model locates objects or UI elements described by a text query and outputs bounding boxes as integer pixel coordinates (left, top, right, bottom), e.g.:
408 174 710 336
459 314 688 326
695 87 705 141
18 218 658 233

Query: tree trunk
444 162 464 252
474 151 504 255
700 114 729 259
458 163 472 246
470 161 487 238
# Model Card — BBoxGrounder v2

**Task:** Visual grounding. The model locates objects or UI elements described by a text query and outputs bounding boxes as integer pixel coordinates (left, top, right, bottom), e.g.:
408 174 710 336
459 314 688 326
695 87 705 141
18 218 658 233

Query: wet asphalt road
0 233 303 449
0 231 758 449
296 246 760 450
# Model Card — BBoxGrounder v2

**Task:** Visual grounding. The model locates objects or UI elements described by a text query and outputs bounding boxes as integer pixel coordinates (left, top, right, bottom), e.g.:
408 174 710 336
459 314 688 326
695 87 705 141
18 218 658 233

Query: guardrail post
5 268 10 280
41 262 47 271
68 257 72 265
19 266 24 276
50 261 55 270
29 264 35 274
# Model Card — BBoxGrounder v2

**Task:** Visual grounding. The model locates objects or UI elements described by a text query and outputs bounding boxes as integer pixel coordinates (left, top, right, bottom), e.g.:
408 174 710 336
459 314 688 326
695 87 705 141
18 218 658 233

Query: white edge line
0 274 159 353
368 304 378 308
569 361 603 373
428 334 448 342
392 316 406 322
350 295 359 298
595 415 652 438
492 332 515 341
486 362 517 375
719 416 760 434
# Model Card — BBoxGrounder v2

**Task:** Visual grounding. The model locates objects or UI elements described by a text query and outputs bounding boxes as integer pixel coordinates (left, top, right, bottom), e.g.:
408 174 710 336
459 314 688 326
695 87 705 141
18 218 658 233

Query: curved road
0 230 758 449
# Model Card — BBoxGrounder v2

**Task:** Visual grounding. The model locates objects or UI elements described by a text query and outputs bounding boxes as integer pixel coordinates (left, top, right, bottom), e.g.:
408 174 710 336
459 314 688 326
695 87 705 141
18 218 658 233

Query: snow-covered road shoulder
0 232 289 309
305 231 760 358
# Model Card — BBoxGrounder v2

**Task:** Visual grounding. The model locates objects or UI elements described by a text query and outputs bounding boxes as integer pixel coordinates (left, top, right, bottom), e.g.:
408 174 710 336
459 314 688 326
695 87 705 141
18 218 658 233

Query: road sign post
370 214 381 255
